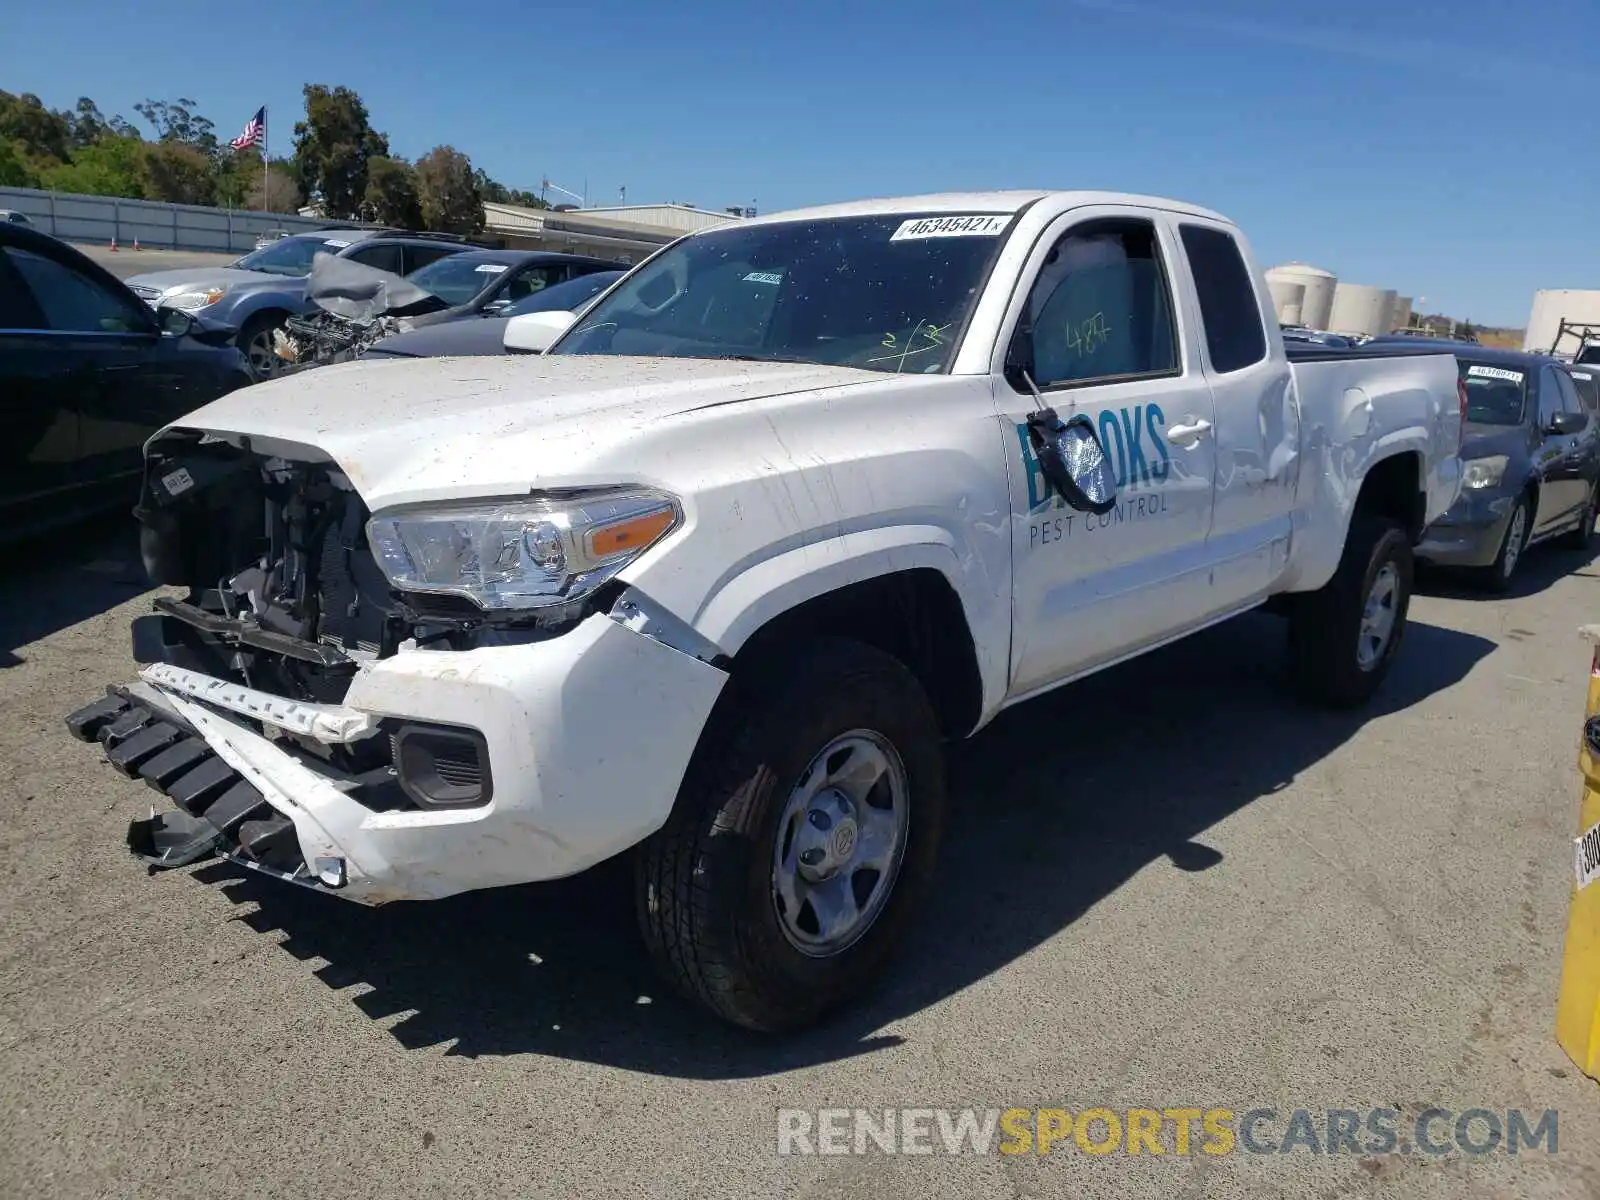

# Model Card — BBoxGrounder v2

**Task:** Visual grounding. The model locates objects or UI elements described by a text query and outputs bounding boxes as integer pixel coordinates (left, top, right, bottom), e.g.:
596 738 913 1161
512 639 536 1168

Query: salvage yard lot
4 522 1600 1199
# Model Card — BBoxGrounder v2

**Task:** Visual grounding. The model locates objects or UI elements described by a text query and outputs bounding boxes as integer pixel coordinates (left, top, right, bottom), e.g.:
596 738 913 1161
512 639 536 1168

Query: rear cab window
1458 359 1529 426
1178 224 1266 373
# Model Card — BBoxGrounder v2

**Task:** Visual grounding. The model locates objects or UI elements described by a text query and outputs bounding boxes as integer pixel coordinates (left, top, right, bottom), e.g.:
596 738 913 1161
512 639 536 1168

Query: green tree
363 156 423 227
415 145 484 234
246 161 301 213
134 97 217 153
0 90 73 164
0 137 38 187
142 140 216 205
292 84 388 219
38 135 145 197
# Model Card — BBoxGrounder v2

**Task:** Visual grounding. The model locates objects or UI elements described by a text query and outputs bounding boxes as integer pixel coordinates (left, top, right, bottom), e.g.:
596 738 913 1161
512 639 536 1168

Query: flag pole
261 106 268 212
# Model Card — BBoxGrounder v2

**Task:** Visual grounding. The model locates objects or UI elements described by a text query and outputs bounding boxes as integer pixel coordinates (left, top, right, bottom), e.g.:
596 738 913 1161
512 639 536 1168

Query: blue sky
4 0 1596 326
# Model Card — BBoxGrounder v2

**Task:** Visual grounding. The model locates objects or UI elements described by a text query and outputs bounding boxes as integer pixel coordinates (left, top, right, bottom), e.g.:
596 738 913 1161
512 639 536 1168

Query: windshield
406 256 506 305
1459 360 1528 426
1569 369 1599 414
504 270 624 317
550 213 1015 372
232 235 353 277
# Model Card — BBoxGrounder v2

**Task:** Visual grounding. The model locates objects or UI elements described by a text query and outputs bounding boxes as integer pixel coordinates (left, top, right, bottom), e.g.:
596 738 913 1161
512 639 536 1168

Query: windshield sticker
743 271 784 285
475 263 508 274
322 238 351 248
890 214 1009 242
161 467 195 497
1467 364 1523 383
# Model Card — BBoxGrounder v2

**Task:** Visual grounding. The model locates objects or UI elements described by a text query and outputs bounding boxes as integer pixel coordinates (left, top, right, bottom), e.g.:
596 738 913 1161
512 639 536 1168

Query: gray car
121 228 473 378
1415 344 1600 590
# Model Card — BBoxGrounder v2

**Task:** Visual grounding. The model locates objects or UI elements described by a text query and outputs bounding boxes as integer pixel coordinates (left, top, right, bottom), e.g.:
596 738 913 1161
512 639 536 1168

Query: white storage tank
1328 283 1398 338
1268 279 1306 325
1265 263 1337 329
1390 296 1413 332
1525 289 1600 354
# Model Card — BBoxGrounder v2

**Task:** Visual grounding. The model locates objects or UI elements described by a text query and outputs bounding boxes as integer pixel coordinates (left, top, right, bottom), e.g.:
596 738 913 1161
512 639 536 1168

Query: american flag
229 107 265 151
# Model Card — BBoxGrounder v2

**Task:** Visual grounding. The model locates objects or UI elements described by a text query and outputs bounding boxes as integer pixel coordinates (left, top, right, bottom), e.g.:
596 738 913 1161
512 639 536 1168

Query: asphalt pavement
78 244 239 280
3 519 1600 1199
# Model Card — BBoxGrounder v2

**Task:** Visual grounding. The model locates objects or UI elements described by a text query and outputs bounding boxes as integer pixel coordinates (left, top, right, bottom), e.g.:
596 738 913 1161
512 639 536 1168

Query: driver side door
995 208 1219 697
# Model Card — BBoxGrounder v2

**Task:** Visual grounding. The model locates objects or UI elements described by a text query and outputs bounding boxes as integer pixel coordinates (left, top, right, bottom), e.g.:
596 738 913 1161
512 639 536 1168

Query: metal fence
0 186 372 254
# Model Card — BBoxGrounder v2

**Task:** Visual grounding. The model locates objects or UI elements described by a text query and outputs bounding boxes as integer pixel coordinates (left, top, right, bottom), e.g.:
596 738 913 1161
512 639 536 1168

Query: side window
1179 224 1267 373
1554 369 1584 416
403 245 459 274
5 247 148 333
346 243 403 275
1018 219 1177 388
505 265 567 303
1537 367 1566 428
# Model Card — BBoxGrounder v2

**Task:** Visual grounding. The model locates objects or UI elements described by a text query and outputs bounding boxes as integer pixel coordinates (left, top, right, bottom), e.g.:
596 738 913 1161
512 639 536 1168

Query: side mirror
156 306 198 338
503 309 576 354
1550 411 1590 436
1027 409 1118 514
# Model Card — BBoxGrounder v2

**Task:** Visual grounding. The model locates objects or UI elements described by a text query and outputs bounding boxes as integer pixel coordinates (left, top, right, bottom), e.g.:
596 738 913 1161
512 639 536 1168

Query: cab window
1179 224 1267 373
1016 219 1178 388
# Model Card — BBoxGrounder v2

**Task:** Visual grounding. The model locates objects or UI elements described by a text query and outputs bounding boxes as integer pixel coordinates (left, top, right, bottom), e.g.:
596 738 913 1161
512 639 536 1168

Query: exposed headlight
163 286 228 310
367 489 682 611
1462 455 1509 489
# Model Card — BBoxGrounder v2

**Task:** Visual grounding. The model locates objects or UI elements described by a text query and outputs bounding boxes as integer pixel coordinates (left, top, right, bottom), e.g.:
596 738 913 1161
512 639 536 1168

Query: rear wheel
1475 495 1531 593
634 637 946 1032
236 312 286 380
1287 515 1413 708
1562 483 1598 552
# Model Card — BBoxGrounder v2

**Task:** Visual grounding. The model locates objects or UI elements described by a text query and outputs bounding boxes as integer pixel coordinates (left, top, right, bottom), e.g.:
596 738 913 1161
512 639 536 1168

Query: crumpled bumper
1415 488 1517 569
65 613 728 905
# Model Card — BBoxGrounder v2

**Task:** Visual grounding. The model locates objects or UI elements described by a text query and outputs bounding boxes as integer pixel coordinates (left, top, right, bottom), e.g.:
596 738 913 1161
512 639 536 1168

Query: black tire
236 311 286 380
1287 515 1413 708
1562 484 1598 552
1474 494 1532 593
634 637 946 1032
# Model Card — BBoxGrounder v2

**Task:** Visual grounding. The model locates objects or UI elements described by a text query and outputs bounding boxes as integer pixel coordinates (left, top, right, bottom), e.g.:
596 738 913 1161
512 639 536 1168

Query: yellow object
1555 624 1600 1079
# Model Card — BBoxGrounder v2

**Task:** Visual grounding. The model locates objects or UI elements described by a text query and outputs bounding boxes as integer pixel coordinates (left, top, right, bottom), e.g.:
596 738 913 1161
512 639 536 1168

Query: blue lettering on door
1018 403 1169 514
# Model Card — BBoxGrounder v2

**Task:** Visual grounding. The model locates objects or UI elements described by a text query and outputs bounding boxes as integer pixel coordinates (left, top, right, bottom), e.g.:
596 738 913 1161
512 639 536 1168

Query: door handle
1167 417 1213 444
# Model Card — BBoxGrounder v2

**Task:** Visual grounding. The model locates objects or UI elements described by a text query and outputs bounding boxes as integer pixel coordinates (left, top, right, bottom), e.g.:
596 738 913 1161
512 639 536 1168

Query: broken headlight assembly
366 489 682 612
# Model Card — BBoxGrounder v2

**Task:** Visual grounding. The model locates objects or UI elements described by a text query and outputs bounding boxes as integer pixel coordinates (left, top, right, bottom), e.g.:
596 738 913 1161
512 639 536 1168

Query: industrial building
1525 289 1600 355
1264 262 1419 338
481 201 742 262
1265 263 1337 329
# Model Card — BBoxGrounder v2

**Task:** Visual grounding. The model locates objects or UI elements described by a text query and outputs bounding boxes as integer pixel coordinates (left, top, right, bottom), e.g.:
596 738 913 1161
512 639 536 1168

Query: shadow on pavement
0 517 148 668
192 609 1496 1078
1417 536 1600 601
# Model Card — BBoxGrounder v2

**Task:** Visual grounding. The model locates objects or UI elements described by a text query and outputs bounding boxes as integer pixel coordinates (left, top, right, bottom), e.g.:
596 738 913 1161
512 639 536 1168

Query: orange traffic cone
109 236 118 252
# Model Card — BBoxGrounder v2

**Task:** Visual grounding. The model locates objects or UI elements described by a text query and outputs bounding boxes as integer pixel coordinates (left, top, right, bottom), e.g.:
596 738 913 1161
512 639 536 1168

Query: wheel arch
711 554 993 741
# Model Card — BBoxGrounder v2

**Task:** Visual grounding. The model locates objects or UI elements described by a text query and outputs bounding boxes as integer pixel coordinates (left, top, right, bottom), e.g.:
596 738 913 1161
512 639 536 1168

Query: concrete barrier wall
0 186 372 253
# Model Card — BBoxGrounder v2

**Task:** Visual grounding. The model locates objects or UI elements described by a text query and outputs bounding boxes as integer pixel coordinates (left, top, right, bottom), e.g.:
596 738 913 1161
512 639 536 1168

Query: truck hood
162 353 889 508
125 266 291 294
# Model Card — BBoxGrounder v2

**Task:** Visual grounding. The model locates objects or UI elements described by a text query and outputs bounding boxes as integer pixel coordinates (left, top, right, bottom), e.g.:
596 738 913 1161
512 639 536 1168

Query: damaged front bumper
66 611 728 904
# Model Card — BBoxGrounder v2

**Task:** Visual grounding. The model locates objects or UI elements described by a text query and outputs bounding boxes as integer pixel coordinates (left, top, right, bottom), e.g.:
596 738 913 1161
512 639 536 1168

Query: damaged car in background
65 190 1463 1033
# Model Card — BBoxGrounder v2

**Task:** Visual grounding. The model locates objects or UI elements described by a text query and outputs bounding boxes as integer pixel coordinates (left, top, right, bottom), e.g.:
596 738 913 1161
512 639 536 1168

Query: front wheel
634 638 946 1032
1474 495 1531 593
1287 515 1413 708
236 312 286 381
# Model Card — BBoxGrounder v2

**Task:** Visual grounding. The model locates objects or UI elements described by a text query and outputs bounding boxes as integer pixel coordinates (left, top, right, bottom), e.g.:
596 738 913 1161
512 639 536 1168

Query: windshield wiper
707 353 819 366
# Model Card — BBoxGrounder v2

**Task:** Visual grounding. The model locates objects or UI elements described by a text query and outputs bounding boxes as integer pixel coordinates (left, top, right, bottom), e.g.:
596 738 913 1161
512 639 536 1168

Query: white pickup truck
66 191 1464 1032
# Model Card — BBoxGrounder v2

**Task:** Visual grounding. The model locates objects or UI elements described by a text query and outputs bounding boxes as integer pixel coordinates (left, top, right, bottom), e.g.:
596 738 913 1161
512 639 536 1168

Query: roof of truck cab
735 190 1231 227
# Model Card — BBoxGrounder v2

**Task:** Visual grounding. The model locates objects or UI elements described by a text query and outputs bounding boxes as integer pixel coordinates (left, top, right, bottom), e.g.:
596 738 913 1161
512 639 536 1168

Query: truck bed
1283 341 1461 364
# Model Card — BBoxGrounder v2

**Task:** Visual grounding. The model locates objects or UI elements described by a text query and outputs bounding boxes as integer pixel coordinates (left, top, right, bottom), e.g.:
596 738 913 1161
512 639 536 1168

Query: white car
67 190 1464 1031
